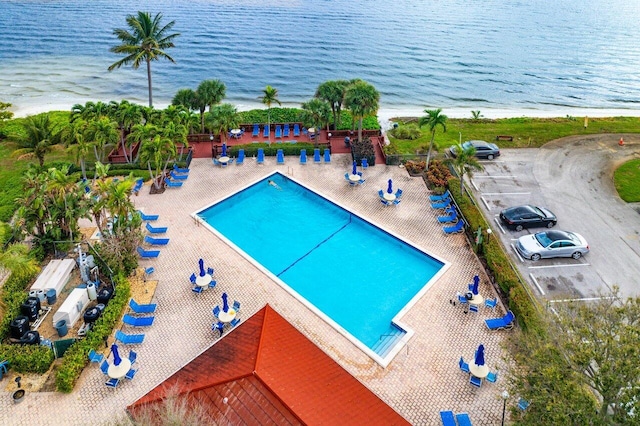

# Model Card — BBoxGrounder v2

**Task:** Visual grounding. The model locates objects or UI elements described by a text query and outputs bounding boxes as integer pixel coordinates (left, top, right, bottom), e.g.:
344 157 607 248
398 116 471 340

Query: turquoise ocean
1 0 639 118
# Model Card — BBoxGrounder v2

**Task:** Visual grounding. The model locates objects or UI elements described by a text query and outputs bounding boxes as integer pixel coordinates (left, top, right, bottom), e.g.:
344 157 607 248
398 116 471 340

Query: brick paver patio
1 154 512 425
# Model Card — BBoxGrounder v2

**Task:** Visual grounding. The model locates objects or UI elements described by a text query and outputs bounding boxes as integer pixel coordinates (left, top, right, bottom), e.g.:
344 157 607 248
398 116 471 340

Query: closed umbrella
222 292 229 312
199 258 205 277
111 343 121 366
222 143 227 157
472 275 480 295
475 344 485 366
387 179 393 194
352 161 357 175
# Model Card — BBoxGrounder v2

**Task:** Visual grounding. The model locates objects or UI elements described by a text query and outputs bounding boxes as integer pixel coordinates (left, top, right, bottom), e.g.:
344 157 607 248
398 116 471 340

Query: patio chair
299 149 307 164
123 314 155 327
263 124 270 138
283 123 290 137
459 356 470 373
470 375 482 388
518 398 531 411
252 124 259 137
275 125 282 138
380 198 391 206
169 170 188 180
395 189 403 199
439 410 456 426
192 286 203 294
100 359 109 375
137 246 160 258
137 210 158 221
455 413 473 426
323 148 331 163
173 163 190 174
431 199 451 209
143 267 155 282
144 235 170 246
469 304 479 313
361 158 368 169
125 368 137 380
276 149 285 164
0 360 8 380
146 223 167 234
129 350 137 365
357 178 366 186
190 273 196 284
486 371 498 383
212 306 221 318
485 310 515 330
392 198 401 206
129 299 157 314
485 298 498 309
430 189 451 202
115 330 145 345
208 279 217 289
212 321 225 336
213 158 221 167
443 221 464 234
88 349 104 363
313 148 321 163
105 378 120 388
236 149 245 165
378 189 385 198
165 178 183 188
207 267 214 275
230 318 241 327
232 300 241 311
257 148 265 165
293 123 300 137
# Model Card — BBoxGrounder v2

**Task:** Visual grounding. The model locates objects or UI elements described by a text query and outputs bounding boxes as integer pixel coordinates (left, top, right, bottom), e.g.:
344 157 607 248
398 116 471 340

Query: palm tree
260 85 281 142
138 135 177 191
300 99 331 145
160 121 188 160
419 108 448 168
172 89 197 111
205 103 238 145
343 80 380 143
196 79 226 133
60 119 91 180
110 100 143 163
14 113 60 167
127 123 158 163
108 11 180 107
315 80 349 130
445 143 484 194
85 117 119 164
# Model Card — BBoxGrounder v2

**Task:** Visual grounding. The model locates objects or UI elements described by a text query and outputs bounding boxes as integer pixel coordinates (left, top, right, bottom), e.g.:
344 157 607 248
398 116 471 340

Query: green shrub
351 137 375 166
227 143 316 158
0 344 54 373
390 124 422 140
425 160 452 189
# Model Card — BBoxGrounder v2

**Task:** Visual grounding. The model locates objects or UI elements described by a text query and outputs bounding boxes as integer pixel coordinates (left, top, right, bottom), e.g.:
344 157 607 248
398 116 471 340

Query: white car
516 230 589 261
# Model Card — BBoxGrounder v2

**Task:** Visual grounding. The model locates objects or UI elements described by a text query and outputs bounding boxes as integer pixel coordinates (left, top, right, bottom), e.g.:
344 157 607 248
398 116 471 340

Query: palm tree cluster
172 79 227 134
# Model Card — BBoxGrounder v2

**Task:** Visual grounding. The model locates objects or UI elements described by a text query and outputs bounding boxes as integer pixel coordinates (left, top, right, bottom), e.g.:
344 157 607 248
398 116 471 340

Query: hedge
55 274 131 393
0 343 54 374
226 143 317 158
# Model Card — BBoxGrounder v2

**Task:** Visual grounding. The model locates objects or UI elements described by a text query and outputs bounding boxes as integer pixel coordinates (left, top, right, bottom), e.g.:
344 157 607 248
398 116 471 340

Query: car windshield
534 232 553 247
462 141 473 150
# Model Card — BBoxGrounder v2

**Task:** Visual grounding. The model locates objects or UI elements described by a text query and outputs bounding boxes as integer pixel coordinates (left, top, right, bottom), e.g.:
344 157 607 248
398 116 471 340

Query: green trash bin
55 320 68 337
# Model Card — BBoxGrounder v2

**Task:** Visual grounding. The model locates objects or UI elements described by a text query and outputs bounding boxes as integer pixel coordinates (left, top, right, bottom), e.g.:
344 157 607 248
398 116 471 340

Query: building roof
127 304 409 425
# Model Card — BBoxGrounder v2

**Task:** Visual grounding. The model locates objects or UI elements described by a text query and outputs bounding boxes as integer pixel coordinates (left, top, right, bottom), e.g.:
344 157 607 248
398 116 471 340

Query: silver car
516 230 589 261
449 140 500 160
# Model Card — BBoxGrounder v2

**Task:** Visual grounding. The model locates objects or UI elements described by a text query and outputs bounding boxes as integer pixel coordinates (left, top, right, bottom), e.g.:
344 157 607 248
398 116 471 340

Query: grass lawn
614 159 640 202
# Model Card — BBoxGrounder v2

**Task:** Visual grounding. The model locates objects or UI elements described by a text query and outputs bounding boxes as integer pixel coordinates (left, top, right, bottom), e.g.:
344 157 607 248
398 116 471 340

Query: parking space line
493 217 505 234
471 179 479 191
528 263 590 269
529 273 545 296
481 196 489 209
510 243 524 262
482 192 531 196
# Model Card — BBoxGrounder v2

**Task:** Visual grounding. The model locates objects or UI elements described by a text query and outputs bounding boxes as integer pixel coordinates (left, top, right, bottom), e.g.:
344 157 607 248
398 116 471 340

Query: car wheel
487 154 494 160
571 251 582 259
547 221 556 228
515 225 524 232
531 253 541 261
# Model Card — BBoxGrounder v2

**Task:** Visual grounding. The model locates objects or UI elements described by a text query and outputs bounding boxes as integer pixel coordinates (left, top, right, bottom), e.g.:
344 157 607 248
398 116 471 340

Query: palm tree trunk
146 59 153 108
80 159 87 181
120 129 130 163
358 118 363 143
425 131 436 168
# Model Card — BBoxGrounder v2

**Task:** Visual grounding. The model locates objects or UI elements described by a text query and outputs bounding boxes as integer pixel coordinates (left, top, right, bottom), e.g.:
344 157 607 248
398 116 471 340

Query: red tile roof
128 304 409 425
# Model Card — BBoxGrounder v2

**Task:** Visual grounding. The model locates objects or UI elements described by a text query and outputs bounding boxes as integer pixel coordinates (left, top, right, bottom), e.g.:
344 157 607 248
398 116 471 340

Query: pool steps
372 325 406 357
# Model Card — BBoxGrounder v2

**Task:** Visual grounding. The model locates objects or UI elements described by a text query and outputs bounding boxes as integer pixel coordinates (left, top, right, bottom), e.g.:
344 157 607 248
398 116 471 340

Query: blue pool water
197 173 444 350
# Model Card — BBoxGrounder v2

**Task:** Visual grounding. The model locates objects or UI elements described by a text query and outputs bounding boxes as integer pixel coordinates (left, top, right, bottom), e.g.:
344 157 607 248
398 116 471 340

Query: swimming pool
195 172 448 365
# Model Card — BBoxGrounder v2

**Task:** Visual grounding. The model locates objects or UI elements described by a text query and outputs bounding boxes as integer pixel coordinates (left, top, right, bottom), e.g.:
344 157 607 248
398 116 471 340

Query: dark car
500 205 557 231
449 140 500 160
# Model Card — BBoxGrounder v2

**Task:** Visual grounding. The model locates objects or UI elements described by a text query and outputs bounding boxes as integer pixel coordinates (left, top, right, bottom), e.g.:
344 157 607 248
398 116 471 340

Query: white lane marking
528 263 590 269
511 243 524 262
529 273 545 296
471 179 479 191
481 196 490 209
493 217 506 234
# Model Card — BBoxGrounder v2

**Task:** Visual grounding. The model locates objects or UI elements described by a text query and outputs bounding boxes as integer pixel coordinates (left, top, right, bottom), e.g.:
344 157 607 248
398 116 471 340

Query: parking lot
466 135 640 301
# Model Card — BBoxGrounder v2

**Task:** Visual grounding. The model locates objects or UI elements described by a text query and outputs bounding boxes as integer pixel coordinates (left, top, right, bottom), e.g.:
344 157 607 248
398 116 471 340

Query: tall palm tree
205 103 238 144
343 80 380 143
419 108 448 168
108 11 180 107
260 85 281 142
138 135 177 190
172 89 197 112
445 143 484 194
14 113 60 167
160 121 188 160
300 99 331 145
127 123 158 163
60 119 91 180
315 80 349 130
110 100 143 163
196 79 226 133
85 117 119 164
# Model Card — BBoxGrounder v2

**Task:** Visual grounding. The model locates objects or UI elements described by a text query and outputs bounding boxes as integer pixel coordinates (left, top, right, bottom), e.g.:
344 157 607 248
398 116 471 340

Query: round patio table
108 358 132 379
469 363 489 379
218 308 236 323
195 274 212 287
383 192 396 201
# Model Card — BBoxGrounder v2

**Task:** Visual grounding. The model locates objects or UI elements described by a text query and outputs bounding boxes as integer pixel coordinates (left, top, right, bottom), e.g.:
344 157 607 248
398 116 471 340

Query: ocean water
1 0 640 117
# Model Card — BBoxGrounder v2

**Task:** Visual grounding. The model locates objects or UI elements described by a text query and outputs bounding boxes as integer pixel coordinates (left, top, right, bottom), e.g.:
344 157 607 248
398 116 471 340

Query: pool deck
2 155 511 425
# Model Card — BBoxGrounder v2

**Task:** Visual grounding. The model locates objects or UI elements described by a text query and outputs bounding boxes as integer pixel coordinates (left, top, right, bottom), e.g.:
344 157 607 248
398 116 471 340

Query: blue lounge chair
115 330 145 345
132 179 143 195
144 235 169 246
313 148 321 163
123 314 155 327
293 123 300 137
438 211 457 223
443 220 464 234
485 310 515 330
486 371 498 383
276 149 285 164
323 148 331 163
485 298 498 309
129 299 157 314
430 189 451 202
459 356 470 373
236 149 245 165
165 178 183 188
252 124 259 137
137 210 158 221
125 368 137 380
455 413 473 426
518 398 531 411
129 350 137 365
170 171 188 180
470 375 482 388
275 125 282 138
137 247 160 258
439 411 456 426
257 148 265 165
173 163 190 174
299 149 307 164
100 359 109 375
105 378 120 388
263 124 270 138
360 158 368 169
88 349 104 363
146 223 167 234
431 199 451 209
283 124 290 137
